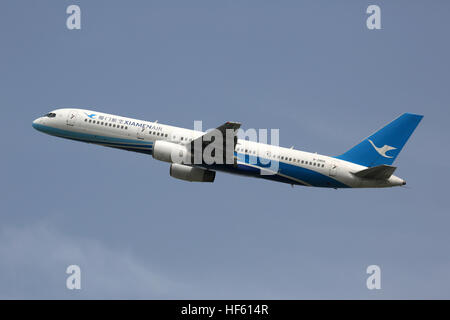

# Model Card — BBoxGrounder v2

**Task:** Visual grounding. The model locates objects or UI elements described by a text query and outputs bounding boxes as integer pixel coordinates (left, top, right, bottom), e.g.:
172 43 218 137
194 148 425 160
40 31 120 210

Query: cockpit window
45 113 56 118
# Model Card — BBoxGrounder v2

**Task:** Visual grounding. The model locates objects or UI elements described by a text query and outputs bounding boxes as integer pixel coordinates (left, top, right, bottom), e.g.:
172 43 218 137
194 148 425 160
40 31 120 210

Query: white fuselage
32 108 405 188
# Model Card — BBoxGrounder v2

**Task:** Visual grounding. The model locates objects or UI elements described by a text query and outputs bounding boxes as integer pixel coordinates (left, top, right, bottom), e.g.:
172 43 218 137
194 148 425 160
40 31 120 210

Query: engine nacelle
170 163 215 182
152 140 189 164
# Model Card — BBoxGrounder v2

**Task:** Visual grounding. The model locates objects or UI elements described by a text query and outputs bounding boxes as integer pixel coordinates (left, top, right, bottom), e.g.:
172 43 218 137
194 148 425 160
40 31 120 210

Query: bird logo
368 139 397 158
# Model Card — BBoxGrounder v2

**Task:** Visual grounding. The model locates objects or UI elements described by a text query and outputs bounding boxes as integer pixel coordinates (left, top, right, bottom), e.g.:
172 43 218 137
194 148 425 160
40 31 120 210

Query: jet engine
169 163 215 182
152 140 189 164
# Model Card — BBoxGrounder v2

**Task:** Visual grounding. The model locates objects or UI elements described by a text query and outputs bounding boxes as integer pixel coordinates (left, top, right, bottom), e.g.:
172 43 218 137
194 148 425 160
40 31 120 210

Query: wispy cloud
0 221 187 299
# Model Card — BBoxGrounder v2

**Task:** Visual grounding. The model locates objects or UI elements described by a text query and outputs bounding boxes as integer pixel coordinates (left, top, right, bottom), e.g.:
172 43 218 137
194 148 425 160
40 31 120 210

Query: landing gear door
329 162 338 177
66 111 78 126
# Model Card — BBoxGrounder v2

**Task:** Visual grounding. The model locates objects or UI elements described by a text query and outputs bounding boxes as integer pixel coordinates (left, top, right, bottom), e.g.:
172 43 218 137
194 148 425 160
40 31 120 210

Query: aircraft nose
32 117 43 130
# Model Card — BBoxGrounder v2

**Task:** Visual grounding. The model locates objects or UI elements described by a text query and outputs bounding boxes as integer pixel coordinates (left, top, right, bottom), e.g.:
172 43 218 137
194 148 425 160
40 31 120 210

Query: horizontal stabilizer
352 165 396 180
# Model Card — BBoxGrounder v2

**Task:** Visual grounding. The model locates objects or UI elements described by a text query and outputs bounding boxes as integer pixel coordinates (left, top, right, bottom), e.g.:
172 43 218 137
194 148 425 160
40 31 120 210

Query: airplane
32 108 423 188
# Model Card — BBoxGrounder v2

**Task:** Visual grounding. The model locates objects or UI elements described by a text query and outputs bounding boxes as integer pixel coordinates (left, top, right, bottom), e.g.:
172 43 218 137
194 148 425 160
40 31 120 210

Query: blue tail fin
335 113 423 167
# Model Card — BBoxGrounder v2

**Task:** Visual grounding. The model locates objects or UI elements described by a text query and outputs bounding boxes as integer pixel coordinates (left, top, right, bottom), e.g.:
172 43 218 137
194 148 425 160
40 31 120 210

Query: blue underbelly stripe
34 124 349 187
234 152 349 188
33 124 153 148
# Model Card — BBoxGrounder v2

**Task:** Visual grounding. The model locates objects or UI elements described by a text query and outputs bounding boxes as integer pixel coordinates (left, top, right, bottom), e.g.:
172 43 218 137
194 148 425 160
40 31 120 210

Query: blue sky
1 0 449 298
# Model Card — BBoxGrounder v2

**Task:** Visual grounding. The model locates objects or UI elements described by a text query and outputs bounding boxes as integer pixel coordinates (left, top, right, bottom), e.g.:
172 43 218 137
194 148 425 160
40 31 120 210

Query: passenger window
125 126 128 130
89 119 92 123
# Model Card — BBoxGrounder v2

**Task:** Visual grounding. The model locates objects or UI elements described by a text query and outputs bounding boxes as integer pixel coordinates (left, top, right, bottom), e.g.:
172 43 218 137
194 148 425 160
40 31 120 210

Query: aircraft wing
352 164 397 180
187 121 241 165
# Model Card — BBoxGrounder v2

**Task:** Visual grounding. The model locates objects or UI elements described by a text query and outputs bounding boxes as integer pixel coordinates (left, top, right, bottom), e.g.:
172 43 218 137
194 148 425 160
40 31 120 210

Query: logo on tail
368 139 397 158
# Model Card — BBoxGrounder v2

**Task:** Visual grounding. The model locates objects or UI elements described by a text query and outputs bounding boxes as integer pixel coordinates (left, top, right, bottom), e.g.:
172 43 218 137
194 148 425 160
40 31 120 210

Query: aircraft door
66 110 78 126
137 125 145 140
329 162 338 177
